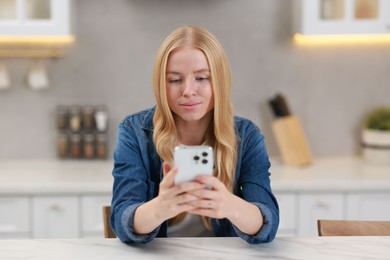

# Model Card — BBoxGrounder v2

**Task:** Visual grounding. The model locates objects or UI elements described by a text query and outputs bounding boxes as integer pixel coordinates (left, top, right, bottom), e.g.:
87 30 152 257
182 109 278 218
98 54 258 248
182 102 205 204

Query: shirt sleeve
232 124 280 244
110 122 160 243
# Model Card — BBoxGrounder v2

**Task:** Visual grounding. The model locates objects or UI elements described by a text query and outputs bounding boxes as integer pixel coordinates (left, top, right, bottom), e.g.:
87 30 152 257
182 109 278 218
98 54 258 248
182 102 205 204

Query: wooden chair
317 220 390 236
102 206 116 238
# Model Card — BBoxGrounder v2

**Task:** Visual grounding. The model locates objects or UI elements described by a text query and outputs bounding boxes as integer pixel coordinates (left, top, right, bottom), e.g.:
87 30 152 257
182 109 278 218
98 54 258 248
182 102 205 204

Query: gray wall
0 0 389 159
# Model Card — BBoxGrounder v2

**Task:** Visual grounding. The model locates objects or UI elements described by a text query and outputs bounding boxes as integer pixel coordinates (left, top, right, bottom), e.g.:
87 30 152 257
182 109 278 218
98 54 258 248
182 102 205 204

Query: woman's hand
154 162 207 220
133 162 206 234
187 175 264 236
185 175 234 219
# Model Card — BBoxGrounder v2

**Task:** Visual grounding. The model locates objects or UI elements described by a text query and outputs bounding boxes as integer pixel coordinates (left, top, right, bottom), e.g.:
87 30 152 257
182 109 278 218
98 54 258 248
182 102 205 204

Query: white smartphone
173 145 214 184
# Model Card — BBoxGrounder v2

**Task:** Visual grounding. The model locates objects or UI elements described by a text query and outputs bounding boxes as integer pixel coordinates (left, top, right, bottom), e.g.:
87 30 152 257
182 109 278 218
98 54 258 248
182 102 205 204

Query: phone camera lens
202 152 208 157
194 155 200 161
202 159 208 164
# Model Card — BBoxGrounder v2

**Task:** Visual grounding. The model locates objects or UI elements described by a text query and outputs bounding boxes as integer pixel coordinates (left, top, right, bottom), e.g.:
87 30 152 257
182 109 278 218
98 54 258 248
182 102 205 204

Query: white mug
27 60 49 90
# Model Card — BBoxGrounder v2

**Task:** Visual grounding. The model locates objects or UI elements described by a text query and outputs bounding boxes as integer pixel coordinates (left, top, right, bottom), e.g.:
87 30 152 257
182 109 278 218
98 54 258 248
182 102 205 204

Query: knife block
271 116 312 166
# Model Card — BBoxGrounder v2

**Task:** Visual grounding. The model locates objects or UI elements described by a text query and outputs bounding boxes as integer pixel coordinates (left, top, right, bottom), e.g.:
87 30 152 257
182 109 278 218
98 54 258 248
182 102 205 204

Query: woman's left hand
186 175 234 219
187 175 264 236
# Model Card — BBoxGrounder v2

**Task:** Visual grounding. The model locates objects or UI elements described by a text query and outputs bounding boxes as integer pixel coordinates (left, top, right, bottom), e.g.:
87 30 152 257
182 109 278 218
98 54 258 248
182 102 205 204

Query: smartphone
173 145 214 184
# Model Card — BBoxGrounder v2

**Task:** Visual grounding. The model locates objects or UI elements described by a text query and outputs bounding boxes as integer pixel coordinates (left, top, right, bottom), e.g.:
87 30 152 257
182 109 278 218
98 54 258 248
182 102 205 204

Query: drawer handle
49 204 62 212
316 201 328 208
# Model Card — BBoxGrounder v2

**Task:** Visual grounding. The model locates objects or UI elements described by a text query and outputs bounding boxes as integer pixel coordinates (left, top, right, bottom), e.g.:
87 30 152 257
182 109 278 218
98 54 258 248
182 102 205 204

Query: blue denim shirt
111 107 279 244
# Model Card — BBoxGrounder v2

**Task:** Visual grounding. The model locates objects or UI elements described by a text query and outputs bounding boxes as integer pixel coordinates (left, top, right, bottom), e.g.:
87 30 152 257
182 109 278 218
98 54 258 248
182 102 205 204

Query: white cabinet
0 196 30 239
294 0 390 35
297 193 345 236
274 193 297 236
0 0 73 36
347 192 390 220
81 195 112 238
32 196 79 238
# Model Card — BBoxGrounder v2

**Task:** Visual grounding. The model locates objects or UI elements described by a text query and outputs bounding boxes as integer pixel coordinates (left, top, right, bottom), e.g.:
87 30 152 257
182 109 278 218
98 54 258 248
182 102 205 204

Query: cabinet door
296 0 390 35
274 193 297 236
297 193 344 236
0 0 72 36
347 192 390 220
80 195 111 238
32 196 79 238
0 196 30 239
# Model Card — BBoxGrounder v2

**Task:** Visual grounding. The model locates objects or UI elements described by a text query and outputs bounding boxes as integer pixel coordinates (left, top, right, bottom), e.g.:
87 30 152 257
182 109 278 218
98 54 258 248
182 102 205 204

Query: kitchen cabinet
0 196 30 239
81 195 112 238
347 192 390 220
297 193 345 236
294 0 390 35
274 193 297 236
32 196 79 238
0 0 73 37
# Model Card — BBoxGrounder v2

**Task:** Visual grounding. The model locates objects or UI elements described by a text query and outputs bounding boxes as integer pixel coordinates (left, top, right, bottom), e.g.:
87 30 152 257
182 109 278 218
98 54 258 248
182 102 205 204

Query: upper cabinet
0 0 73 39
294 0 390 35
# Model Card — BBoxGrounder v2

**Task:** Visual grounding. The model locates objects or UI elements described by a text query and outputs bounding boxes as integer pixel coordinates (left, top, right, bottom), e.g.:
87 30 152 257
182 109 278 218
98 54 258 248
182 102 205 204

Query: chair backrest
318 220 390 236
102 206 116 238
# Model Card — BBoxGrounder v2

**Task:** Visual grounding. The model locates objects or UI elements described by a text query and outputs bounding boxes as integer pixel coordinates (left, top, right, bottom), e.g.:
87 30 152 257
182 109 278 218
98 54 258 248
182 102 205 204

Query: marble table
0 237 389 260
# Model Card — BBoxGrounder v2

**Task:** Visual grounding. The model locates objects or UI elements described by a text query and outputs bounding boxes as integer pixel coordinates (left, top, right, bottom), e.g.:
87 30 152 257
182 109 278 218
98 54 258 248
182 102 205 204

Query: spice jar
56 105 68 130
57 133 69 159
82 106 95 131
70 133 82 159
96 133 108 159
83 133 95 159
69 105 81 132
95 105 108 132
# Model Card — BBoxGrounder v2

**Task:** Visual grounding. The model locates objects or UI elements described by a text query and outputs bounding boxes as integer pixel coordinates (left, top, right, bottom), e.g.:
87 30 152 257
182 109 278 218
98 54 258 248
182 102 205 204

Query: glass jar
69 105 81 132
70 133 82 159
56 105 68 130
83 133 95 159
96 133 108 159
82 106 95 131
94 105 108 132
57 133 69 159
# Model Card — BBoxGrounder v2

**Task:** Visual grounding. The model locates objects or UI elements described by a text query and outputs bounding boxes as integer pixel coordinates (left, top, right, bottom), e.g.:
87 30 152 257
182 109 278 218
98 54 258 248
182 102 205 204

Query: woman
111 25 279 244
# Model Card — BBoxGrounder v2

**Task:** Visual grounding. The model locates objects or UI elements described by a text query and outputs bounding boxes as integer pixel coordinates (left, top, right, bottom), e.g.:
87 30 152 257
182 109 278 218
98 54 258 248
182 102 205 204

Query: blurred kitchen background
1 0 390 240
1 0 389 159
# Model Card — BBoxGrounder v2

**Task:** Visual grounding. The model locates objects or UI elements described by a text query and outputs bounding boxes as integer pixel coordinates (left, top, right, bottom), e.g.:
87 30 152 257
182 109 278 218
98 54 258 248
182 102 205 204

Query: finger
187 188 215 200
162 162 172 177
188 198 215 209
194 175 222 190
160 163 178 189
171 182 206 196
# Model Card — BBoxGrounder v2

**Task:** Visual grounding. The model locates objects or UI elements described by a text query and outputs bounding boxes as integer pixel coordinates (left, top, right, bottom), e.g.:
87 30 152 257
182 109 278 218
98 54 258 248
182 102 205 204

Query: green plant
364 107 390 131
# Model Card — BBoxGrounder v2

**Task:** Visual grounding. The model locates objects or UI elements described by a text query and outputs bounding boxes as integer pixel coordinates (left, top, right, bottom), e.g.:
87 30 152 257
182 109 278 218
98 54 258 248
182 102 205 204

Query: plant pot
361 129 390 164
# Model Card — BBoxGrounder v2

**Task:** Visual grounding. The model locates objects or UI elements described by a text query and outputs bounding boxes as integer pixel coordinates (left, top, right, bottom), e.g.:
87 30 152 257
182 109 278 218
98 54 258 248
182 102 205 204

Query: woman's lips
180 102 201 109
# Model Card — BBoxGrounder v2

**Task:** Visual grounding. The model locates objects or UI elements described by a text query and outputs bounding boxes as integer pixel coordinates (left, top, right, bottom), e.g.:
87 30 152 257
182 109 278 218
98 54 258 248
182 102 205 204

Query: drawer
81 195 111 237
274 192 297 236
32 196 79 238
297 192 345 236
0 196 30 239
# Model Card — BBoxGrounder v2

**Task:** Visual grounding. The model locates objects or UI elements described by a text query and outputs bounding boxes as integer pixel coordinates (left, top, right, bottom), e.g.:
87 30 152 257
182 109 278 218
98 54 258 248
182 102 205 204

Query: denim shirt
111 107 279 244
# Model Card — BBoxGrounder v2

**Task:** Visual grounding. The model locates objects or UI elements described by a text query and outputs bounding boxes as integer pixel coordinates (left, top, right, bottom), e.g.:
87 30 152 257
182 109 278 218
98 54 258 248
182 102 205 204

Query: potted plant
361 107 390 164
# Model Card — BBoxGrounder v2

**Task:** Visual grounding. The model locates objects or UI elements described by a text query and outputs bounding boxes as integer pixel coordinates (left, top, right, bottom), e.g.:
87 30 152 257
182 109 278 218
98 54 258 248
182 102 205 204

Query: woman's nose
182 78 197 96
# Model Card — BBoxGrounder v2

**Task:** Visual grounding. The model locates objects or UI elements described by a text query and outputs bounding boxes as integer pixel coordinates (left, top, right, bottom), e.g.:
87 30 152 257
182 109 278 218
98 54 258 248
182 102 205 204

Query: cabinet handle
316 201 328 208
49 204 62 212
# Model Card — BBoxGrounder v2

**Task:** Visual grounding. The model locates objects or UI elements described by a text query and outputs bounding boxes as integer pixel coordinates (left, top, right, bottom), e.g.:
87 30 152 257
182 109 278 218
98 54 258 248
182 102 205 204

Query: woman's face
166 46 214 125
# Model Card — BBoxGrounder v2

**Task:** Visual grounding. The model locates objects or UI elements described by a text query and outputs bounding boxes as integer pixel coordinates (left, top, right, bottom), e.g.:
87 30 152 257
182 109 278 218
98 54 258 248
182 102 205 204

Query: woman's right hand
154 162 206 220
133 162 206 234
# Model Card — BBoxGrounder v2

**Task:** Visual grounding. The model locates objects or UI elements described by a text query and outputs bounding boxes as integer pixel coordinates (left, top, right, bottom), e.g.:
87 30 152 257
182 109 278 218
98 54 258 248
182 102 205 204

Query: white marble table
0 237 389 260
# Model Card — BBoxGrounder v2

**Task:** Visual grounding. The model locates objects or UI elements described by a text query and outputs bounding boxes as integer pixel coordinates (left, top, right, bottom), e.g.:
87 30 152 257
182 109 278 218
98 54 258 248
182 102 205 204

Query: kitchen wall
0 0 389 159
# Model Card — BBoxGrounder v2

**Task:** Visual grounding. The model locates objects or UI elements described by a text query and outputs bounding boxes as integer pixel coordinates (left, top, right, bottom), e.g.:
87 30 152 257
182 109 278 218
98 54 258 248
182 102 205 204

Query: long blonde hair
152 25 238 228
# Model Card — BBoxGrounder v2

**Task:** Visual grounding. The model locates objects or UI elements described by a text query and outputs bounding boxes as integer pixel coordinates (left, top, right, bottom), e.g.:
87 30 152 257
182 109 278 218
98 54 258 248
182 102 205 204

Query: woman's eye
169 79 181 84
196 77 208 81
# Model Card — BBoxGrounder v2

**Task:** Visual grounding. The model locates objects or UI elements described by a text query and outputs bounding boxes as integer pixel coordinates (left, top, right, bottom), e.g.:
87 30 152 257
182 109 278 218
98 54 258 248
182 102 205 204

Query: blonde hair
152 25 238 228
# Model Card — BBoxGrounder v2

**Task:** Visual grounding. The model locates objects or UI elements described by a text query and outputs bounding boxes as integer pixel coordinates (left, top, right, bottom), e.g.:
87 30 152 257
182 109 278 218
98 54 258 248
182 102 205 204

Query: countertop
0 237 389 260
0 157 389 194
